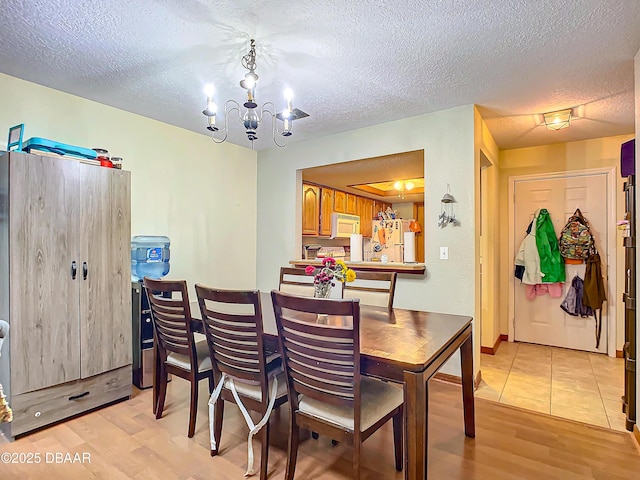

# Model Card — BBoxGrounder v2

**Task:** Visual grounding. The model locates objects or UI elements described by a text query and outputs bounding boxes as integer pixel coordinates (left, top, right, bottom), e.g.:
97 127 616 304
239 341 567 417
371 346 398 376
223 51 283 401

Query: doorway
510 170 615 354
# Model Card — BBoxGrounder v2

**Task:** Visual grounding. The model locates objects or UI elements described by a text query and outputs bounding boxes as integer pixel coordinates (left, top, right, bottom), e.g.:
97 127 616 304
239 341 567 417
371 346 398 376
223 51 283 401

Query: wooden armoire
0 151 132 438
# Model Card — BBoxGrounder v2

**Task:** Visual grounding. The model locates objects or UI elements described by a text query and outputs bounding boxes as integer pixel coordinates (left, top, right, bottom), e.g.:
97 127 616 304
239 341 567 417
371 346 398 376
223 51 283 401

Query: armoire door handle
82 261 88 280
71 261 77 280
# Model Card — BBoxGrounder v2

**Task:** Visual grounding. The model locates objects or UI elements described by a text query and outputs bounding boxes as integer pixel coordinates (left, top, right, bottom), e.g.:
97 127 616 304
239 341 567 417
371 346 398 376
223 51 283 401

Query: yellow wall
0 73 259 296
498 135 633 349
475 107 501 349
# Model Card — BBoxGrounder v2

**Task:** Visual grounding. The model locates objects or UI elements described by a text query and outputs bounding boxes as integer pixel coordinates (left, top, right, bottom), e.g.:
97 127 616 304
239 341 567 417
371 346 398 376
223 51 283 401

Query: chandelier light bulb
244 75 256 89
283 88 294 112
405 181 415 191
203 83 215 97
394 181 403 191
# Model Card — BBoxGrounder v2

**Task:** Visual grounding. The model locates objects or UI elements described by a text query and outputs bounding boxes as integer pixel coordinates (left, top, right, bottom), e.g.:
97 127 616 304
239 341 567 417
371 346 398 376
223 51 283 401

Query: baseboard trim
434 370 483 391
616 350 624 358
481 334 509 355
474 370 482 390
434 372 461 385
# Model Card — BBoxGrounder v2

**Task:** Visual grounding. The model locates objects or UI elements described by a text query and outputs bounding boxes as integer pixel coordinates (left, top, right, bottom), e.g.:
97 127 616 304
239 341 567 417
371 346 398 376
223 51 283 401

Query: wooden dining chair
279 266 315 296
143 277 213 438
342 270 397 309
271 290 403 480
195 285 288 479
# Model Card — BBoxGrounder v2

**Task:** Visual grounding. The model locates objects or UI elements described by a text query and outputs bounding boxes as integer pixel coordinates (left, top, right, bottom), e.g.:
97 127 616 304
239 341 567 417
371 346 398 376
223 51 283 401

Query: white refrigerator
370 219 411 262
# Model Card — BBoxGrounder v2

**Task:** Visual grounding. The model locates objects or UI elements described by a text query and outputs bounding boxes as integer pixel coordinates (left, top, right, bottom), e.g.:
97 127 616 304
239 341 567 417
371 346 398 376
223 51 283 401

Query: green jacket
535 209 565 283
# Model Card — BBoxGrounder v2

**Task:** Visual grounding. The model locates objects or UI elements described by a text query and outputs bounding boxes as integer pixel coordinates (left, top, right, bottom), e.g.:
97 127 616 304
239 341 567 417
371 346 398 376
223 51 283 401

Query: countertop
289 259 426 274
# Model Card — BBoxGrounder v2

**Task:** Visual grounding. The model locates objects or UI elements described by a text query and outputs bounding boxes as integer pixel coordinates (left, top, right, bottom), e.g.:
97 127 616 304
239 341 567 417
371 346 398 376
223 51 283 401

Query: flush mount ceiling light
201 39 309 148
543 108 572 131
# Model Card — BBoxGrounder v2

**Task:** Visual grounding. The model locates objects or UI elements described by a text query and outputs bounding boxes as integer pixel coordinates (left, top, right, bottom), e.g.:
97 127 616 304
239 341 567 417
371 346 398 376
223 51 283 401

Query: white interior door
513 173 609 353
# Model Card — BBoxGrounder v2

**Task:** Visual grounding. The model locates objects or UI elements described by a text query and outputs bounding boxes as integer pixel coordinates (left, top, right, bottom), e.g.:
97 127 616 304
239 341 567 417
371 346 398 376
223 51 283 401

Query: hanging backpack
558 208 594 262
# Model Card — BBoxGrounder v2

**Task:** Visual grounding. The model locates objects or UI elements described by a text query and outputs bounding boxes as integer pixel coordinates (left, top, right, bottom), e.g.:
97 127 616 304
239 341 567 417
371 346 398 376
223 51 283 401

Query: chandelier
202 39 308 148
393 180 415 199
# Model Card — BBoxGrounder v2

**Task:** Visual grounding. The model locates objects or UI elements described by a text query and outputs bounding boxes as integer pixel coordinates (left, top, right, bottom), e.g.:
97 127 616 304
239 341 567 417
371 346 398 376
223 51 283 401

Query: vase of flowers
305 257 356 298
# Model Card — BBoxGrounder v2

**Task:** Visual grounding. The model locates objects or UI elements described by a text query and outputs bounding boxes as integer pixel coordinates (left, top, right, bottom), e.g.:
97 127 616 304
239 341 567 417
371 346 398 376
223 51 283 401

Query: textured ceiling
303 150 425 203
1 1 639 151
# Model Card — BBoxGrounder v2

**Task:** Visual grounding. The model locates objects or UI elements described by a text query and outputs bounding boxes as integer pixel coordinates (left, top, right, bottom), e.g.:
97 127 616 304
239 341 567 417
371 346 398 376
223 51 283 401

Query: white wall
256 105 477 375
0 74 258 296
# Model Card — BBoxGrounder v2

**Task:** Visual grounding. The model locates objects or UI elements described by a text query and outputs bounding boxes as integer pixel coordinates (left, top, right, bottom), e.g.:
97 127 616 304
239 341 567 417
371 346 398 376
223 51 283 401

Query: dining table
186 291 475 480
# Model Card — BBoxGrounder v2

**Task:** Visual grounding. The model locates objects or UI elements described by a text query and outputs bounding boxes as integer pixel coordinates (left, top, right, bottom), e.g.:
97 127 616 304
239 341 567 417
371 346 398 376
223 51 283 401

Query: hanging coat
535 209 565 283
560 275 593 317
515 211 543 285
583 252 606 310
583 251 607 348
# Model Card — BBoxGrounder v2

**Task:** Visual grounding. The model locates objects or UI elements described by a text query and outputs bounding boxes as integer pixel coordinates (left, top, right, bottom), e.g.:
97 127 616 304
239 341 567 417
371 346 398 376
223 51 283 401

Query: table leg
404 370 428 480
460 333 475 437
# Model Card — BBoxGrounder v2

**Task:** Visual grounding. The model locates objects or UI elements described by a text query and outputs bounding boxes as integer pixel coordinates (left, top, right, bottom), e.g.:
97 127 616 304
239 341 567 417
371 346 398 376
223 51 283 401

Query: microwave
331 213 360 238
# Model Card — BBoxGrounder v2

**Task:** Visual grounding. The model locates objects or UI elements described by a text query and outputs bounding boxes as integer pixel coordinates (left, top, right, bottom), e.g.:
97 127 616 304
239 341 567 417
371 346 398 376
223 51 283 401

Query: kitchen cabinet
334 191 346 213
358 198 374 237
302 182 398 238
335 190 363 215
302 183 320 235
345 193 358 215
0 151 132 438
319 187 335 236
373 200 392 218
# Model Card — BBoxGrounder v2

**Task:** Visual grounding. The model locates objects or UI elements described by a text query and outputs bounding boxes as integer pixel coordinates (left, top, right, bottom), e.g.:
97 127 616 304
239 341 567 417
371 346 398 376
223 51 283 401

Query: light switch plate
440 246 449 260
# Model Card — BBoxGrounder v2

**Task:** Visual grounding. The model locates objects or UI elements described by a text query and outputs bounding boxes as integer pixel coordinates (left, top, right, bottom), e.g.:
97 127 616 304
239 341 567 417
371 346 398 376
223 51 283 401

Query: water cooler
131 281 155 389
131 236 171 389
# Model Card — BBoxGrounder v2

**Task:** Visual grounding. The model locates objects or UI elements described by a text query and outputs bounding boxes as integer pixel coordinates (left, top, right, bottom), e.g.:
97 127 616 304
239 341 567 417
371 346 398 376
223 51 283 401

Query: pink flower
305 265 316 275
322 257 336 267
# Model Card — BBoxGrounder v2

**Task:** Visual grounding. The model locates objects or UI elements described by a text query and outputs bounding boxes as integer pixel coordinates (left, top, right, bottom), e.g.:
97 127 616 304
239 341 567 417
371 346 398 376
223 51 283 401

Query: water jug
131 235 170 281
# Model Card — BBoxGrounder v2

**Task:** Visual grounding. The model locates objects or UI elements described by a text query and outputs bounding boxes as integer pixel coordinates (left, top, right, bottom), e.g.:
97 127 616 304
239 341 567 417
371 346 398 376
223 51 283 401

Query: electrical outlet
440 246 449 260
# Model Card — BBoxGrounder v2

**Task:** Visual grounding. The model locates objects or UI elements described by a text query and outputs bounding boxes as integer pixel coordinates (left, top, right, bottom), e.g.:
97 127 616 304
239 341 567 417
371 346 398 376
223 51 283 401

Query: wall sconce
438 184 459 227
543 108 572 131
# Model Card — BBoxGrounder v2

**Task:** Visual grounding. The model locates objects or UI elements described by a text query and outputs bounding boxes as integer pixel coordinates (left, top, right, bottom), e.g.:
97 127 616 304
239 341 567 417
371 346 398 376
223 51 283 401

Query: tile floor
476 341 627 431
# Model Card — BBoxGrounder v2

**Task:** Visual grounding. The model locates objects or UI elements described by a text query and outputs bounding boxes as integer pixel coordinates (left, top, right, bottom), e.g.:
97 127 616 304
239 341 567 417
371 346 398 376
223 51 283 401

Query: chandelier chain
241 39 257 74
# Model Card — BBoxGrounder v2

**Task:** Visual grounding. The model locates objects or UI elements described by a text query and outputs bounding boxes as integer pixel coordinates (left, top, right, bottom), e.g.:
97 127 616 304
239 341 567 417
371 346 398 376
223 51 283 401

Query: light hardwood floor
1 379 639 479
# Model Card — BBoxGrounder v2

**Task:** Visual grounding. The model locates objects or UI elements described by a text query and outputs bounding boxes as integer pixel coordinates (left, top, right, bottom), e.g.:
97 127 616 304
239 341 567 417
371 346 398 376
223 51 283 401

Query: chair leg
187 375 199 438
208 371 214 394
352 433 361 480
152 347 159 415
392 410 403 471
259 420 270 480
155 363 168 420
211 399 224 456
285 418 299 480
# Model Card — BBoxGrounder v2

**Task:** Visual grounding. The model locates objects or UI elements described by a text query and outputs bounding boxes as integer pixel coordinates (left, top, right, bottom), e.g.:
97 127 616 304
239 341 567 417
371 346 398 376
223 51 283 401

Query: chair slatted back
195 286 268 386
271 290 360 410
279 267 315 297
342 271 397 309
143 278 195 359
